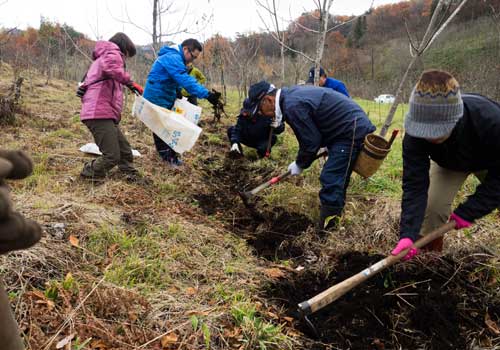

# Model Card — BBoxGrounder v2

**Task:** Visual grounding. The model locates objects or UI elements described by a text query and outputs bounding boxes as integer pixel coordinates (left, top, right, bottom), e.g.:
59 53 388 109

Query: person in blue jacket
307 66 350 98
246 81 375 231
143 38 221 166
227 96 285 158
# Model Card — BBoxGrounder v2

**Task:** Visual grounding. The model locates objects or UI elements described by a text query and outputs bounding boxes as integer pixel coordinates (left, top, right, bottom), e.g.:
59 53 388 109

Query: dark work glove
127 82 144 96
76 84 87 98
0 150 42 255
0 212 42 255
206 90 222 107
0 150 33 180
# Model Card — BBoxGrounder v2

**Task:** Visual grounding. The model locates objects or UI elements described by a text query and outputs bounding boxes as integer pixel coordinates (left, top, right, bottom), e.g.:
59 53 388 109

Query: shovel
238 150 328 206
297 221 456 317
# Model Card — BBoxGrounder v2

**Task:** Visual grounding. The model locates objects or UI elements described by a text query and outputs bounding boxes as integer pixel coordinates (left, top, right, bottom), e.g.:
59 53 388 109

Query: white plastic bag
79 143 141 157
132 95 202 154
172 97 203 125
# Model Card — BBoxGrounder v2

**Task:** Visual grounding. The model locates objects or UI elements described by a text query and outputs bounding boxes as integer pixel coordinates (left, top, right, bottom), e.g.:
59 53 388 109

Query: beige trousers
420 162 470 235
419 162 486 251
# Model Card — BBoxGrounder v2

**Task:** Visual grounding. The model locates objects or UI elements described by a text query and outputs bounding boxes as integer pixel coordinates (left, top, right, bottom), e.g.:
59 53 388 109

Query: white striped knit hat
404 70 463 139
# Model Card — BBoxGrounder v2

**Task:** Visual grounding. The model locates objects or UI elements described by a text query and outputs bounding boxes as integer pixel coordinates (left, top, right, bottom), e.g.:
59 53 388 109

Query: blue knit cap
404 70 463 139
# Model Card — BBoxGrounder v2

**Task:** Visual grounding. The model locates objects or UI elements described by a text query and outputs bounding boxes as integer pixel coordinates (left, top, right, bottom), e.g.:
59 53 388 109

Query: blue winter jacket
280 85 375 169
323 77 350 97
143 44 209 109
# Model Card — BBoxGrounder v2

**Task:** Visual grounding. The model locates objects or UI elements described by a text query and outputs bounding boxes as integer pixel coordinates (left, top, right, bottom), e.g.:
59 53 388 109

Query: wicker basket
353 134 391 178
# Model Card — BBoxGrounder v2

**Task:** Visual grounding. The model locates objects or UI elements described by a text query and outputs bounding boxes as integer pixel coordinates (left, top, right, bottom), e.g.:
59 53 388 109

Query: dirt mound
265 252 500 350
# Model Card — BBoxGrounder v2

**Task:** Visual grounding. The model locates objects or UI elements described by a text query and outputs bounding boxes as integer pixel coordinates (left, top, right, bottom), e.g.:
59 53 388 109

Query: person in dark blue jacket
227 97 285 158
307 66 350 97
246 81 375 231
143 38 221 166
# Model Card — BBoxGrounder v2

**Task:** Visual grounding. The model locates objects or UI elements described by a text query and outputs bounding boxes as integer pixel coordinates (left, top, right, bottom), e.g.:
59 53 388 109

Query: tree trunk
379 0 460 137
152 0 158 54
313 0 333 86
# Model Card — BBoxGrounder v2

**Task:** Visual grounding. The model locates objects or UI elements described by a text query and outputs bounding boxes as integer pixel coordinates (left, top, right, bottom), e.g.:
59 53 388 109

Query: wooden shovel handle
387 129 399 148
298 221 456 315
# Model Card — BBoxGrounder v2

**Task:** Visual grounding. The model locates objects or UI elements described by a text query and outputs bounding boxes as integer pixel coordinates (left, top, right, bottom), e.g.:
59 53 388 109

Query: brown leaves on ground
485 312 500 335
21 283 159 349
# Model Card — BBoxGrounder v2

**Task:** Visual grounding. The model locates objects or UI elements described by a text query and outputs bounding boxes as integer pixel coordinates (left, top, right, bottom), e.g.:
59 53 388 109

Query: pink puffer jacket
80 41 132 122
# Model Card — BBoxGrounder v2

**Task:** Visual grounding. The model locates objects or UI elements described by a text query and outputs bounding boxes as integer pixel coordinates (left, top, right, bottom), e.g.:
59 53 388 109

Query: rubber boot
317 204 341 235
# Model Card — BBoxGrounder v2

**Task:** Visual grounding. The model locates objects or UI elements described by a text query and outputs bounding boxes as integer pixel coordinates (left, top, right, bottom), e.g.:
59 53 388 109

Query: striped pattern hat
404 70 463 139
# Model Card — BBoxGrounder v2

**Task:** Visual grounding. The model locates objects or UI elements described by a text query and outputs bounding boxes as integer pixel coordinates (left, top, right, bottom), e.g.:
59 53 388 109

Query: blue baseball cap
245 80 275 116
307 66 326 83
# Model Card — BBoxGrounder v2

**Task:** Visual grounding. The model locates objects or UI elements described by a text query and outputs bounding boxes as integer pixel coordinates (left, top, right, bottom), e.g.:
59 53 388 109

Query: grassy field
0 64 499 350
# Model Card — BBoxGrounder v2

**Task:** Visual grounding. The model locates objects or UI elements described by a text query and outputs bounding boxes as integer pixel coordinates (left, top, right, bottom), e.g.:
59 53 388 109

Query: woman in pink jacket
79 32 143 182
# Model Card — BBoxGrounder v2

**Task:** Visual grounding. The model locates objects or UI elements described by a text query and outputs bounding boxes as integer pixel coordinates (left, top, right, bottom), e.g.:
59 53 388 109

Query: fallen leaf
128 311 138 322
29 290 46 300
264 268 285 279
185 287 197 296
283 316 294 323
485 313 500 335
161 333 178 347
107 243 119 258
167 286 179 294
90 339 108 349
372 338 385 350
35 298 55 311
56 333 76 349
69 235 79 247
263 310 277 319
185 310 209 316
286 329 301 337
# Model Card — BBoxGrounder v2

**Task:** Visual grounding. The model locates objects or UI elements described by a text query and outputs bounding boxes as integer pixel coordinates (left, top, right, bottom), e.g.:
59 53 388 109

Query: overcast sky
0 0 403 45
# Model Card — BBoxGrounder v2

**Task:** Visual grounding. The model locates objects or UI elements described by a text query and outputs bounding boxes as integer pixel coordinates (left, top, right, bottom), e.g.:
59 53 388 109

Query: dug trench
191 128 317 264
264 252 500 349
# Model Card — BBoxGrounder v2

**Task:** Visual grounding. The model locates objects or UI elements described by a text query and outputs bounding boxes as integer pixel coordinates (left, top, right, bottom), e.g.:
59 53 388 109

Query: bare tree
379 0 470 137
230 35 261 100
257 0 372 86
256 0 287 86
108 0 213 55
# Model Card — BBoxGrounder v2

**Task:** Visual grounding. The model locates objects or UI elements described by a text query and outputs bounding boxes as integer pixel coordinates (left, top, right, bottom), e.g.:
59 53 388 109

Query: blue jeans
319 141 362 213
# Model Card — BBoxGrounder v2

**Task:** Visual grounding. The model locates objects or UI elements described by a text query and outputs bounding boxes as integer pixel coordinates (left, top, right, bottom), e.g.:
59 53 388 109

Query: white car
374 94 395 104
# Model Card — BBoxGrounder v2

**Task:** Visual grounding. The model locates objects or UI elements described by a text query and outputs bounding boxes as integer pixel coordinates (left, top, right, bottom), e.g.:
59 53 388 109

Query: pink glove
391 238 418 261
449 212 472 230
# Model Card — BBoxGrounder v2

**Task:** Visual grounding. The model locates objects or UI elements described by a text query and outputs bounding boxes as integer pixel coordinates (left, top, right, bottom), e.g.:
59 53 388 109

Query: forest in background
1 0 500 102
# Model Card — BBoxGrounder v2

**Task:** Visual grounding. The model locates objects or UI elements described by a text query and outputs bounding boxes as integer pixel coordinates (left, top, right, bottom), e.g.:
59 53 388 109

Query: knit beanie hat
404 70 463 139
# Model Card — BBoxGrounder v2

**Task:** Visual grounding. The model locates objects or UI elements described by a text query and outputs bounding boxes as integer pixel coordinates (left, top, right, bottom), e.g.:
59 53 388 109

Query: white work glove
230 143 241 154
317 147 328 156
287 161 303 176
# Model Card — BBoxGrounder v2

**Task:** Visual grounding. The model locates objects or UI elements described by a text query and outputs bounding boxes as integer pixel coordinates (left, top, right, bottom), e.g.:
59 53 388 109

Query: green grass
231 301 292 350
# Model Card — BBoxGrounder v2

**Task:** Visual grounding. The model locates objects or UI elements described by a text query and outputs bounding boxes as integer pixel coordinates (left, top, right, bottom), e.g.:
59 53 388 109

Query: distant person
143 38 222 167
245 81 375 232
227 96 284 158
181 63 206 106
391 70 500 260
307 66 350 97
78 32 144 183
